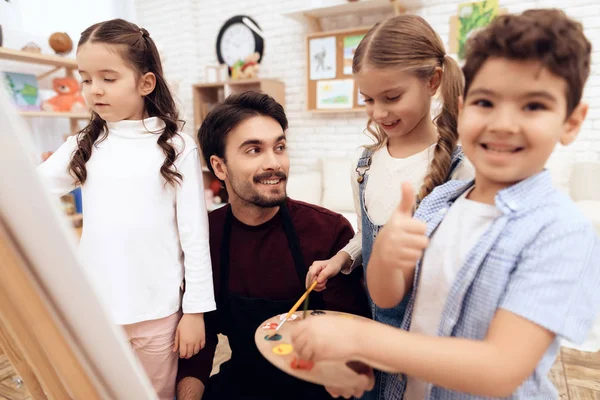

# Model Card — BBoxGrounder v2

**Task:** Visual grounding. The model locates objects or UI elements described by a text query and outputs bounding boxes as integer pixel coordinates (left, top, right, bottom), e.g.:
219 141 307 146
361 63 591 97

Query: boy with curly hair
290 9 600 399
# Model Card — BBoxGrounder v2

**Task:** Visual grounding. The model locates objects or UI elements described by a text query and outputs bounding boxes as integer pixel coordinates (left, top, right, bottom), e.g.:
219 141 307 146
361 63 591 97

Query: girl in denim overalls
305 15 473 399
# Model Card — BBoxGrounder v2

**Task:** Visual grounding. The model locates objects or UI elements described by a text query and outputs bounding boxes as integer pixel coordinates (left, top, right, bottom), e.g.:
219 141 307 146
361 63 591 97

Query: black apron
203 203 331 400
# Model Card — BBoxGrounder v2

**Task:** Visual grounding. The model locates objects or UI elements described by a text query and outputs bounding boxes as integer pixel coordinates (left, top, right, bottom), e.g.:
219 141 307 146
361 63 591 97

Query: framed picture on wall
309 36 336 80
342 34 364 75
316 79 354 110
357 88 365 106
305 26 370 112
449 0 503 60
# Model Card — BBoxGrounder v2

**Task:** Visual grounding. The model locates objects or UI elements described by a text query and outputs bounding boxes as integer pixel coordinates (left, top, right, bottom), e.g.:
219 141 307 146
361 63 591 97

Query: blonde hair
353 15 464 203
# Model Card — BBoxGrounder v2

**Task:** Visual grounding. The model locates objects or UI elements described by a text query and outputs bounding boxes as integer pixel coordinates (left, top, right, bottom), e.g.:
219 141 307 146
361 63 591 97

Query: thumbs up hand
373 182 429 272
367 182 429 307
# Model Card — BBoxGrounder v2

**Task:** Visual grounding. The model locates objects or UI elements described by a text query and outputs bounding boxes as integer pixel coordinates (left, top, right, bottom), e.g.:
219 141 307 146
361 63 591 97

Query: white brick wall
135 0 600 171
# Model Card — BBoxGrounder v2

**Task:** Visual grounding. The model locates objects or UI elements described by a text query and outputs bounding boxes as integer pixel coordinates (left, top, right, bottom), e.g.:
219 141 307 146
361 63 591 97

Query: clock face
219 22 256 67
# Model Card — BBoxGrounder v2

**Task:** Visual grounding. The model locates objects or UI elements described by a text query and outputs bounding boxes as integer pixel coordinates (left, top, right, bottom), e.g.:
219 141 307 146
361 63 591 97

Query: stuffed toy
42 77 86 112
231 52 261 80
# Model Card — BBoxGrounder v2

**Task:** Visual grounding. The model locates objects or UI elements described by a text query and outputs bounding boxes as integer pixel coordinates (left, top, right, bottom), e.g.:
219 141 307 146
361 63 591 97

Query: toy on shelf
231 52 260 80
21 42 41 54
49 32 73 55
41 151 53 162
60 192 83 228
42 77 86 112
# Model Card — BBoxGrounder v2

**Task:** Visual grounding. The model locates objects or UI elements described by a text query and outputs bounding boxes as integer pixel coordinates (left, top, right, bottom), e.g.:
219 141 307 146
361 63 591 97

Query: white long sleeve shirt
37 117 216 325
341 144 474 272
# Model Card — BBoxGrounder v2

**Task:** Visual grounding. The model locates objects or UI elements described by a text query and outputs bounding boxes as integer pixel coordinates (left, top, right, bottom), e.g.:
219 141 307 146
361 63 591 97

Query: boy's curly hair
463 9 592 116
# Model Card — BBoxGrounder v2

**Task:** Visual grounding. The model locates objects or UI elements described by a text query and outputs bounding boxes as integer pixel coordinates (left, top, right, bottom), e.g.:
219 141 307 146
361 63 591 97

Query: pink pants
122 312 180 400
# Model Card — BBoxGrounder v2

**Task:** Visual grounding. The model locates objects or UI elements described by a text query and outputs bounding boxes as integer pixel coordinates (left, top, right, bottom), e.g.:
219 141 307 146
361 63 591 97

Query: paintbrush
302 288 310 319
269 280 318 337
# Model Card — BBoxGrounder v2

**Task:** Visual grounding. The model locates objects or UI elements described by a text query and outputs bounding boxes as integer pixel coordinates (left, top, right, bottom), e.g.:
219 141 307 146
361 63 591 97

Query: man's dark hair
198 91 288 175
463 8 592 116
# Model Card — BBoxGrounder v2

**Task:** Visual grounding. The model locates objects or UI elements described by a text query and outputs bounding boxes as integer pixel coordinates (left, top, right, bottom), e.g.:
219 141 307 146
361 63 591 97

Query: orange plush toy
42 77 86 112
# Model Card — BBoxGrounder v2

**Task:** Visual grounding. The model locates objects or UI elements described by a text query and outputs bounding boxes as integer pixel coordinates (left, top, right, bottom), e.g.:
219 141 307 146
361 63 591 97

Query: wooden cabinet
192 78 285 133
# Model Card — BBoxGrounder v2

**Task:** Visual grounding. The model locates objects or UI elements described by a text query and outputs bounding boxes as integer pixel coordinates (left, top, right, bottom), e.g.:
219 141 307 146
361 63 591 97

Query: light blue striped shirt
385 170 600 399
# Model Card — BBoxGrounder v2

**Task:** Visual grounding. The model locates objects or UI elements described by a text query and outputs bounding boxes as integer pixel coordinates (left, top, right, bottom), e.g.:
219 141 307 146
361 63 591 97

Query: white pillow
575 200 600 236
321 158 355 212
545 151 574 195
570 162 600 202
286 170 322 206
339 211 359 232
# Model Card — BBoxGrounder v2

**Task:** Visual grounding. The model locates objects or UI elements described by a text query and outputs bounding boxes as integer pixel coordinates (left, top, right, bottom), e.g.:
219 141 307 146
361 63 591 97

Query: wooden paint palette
254 310 370 387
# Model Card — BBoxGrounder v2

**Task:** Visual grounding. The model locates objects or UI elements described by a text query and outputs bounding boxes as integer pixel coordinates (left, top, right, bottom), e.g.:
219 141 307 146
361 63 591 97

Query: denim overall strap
448 145 464 179
356 147 375 267
356 147 409 400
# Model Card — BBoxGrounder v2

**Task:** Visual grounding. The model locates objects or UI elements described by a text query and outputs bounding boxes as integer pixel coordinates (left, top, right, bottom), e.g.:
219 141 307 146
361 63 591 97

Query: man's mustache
253 171 287 183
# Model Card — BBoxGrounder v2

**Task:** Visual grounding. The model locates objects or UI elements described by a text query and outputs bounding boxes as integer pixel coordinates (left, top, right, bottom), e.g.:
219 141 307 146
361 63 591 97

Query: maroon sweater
177 198 370 386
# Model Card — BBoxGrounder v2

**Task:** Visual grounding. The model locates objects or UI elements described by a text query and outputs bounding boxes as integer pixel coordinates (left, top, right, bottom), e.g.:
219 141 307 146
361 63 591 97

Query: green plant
458 0 497 60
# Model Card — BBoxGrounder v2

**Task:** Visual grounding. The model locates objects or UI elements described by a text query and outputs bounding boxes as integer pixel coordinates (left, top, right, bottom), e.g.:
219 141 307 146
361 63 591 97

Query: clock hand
242 17 263 38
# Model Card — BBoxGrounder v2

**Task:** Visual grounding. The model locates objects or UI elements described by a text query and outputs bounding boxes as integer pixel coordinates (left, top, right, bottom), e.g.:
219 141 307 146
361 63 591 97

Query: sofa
287 157 359 231
287 153 600 235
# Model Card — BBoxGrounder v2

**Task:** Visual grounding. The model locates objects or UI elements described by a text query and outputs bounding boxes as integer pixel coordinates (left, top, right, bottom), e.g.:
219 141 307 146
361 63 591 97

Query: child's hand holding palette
254 310 372 388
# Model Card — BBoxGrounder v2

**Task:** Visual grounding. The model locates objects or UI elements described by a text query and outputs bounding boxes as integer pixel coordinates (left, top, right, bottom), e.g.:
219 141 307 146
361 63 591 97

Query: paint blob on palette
255 310 370 387
272 344 293 356
264 334 282 341
291 356 314 371
261 322 278 330
278 312 299 322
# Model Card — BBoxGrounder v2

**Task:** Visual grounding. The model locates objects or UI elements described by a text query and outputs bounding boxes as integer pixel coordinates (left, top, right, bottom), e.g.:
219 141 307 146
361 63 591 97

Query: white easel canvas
0 84 158 399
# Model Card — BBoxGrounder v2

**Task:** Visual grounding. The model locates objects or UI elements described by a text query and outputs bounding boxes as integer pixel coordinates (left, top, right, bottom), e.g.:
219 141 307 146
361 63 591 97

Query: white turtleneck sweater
37 117 216 325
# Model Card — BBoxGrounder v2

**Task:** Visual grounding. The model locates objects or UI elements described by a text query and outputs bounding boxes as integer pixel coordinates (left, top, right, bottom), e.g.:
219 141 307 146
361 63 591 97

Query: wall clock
216 15 264 75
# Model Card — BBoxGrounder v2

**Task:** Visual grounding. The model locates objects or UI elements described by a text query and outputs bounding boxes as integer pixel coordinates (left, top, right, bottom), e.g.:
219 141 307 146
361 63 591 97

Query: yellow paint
272 344 293 356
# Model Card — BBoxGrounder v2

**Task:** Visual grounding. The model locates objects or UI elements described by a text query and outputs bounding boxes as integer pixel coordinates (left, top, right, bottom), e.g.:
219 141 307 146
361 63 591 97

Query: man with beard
176 92 372 400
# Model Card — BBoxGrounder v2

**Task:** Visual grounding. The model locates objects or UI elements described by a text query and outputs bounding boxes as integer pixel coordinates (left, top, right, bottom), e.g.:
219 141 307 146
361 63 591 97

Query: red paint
291 356 314 371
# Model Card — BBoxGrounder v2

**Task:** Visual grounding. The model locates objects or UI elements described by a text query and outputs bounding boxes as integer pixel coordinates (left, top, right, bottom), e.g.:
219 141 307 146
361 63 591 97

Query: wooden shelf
1 48 85 133
193 82 227 89
194 78 282 89
0 47 77 69
284 0 412 24
310 107 366 114
192 78 285 131
19 111 90 119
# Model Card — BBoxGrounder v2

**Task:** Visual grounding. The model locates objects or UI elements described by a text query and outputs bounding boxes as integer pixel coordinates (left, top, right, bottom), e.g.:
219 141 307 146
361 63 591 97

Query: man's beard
230 170 287 208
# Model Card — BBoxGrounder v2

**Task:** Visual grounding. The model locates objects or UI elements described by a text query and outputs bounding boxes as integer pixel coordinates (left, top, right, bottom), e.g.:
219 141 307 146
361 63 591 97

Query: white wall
134 0 600 172
5 0 597 164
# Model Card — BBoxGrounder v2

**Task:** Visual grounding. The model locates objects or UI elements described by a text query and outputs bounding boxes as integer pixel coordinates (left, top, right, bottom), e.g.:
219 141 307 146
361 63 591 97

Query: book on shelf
2 71 41 111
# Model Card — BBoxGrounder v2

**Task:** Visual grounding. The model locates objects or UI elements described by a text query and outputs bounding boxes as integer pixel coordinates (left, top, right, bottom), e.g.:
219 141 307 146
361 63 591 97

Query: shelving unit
1 47 86 228
19 110 89 118
284 1 419 114
192 78 285 133
0 47 90 133
311 107 366 114
0 47 78 67
284 0 411 31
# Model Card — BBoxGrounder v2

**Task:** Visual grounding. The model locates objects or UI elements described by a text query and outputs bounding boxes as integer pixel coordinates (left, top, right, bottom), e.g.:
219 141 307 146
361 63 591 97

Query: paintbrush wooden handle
284 280 318 320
